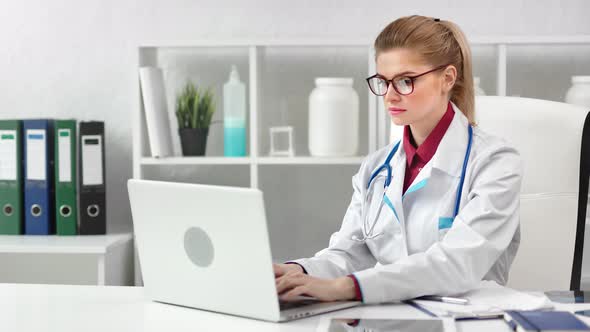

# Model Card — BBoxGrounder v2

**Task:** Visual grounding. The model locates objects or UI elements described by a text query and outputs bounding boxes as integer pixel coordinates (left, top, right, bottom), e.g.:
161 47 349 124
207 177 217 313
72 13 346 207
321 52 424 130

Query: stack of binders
0 119 106 235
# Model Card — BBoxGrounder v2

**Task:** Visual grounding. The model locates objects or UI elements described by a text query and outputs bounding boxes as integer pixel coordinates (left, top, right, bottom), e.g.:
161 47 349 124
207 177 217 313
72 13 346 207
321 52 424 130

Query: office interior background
1 0 589 287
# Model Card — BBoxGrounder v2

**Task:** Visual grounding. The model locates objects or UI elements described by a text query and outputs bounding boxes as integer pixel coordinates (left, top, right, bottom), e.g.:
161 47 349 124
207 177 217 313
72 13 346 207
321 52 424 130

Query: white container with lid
474 76 486 96
308 78 359 157
565 76 590 107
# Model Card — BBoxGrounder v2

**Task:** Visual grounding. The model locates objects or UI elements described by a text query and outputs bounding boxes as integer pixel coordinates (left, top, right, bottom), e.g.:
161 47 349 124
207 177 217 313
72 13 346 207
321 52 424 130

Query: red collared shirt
402 102 455 194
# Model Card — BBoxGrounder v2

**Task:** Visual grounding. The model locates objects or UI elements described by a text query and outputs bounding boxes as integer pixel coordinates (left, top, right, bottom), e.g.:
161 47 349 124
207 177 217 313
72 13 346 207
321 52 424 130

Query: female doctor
274 15 523 304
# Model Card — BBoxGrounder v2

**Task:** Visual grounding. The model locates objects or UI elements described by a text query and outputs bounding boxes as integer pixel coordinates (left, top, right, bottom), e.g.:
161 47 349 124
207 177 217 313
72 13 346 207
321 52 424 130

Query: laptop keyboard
279 299 321 311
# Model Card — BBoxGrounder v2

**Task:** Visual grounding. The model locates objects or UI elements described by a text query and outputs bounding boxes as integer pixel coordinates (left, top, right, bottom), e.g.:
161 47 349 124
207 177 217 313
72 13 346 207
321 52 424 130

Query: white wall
1 0 589 277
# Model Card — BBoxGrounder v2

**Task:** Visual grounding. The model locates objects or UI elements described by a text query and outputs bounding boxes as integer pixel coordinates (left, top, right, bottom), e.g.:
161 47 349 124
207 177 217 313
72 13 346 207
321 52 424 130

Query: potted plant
175 82 216 156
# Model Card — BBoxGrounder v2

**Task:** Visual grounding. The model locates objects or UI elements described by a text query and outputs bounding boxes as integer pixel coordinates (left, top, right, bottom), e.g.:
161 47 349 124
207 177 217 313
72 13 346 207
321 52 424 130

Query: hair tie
434 18 440 22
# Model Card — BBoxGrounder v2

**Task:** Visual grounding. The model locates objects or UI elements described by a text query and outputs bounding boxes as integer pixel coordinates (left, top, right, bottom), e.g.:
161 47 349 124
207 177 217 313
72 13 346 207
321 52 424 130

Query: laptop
128 179 360 322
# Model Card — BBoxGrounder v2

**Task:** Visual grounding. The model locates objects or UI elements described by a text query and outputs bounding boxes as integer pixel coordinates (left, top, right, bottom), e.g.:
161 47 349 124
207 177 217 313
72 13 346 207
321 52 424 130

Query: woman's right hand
273 263 303 278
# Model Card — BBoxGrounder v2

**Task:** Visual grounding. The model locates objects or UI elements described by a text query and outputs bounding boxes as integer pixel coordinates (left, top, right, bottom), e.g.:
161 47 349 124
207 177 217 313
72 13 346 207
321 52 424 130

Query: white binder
139 66 173 158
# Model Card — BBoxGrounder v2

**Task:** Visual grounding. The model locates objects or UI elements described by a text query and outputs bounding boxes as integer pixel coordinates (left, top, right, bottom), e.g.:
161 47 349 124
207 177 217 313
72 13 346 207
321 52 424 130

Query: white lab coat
291 102 523 304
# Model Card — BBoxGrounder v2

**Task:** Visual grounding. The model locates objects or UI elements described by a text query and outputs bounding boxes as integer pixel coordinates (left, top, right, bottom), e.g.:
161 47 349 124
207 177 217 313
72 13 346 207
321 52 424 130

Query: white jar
308 78 359 157
474 76 486 96
565 76 590 107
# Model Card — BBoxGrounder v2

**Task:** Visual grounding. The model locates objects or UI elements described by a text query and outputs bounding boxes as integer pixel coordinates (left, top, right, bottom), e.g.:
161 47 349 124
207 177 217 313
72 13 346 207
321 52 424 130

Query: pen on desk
417 295 470 305
455 312 506 321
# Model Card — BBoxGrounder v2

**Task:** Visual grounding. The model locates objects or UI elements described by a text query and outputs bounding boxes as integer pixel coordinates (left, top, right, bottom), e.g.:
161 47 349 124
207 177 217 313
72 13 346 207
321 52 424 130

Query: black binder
78 121 106 234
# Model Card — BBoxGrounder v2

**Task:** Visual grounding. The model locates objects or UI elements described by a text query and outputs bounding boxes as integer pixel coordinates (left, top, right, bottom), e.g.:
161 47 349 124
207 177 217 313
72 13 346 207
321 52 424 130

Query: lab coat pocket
367 223 404 263
438 217 454 240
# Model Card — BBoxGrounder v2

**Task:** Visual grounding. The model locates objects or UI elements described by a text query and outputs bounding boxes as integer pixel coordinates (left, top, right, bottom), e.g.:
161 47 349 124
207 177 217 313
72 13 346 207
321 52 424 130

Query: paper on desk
412 280 554 317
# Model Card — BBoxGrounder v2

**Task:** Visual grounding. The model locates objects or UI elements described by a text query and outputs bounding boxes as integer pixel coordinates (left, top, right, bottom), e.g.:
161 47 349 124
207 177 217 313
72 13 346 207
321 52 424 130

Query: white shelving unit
132 36 590 285
134 42 379 189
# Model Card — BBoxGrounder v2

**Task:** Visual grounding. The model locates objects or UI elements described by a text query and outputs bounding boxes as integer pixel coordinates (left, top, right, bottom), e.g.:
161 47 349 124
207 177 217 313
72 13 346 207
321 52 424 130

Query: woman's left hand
275 270 356 302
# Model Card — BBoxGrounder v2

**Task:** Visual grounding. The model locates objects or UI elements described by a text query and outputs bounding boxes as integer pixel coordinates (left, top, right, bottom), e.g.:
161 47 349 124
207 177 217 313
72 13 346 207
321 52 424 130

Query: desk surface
3 283 590 332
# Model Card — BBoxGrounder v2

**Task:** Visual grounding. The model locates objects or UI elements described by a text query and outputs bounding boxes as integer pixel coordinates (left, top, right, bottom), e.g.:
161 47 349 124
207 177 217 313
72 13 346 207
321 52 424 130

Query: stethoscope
352 125 473 243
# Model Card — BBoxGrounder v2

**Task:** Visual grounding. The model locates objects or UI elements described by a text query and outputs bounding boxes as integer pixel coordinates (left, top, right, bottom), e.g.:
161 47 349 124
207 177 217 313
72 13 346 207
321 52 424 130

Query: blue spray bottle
223 65 246 156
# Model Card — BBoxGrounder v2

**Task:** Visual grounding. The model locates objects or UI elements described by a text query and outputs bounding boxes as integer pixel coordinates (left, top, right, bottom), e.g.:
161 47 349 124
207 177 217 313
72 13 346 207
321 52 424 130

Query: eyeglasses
366 64 450 96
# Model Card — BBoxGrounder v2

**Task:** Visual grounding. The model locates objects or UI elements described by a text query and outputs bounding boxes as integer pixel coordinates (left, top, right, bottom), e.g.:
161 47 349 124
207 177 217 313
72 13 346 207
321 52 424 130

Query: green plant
175 82 216 129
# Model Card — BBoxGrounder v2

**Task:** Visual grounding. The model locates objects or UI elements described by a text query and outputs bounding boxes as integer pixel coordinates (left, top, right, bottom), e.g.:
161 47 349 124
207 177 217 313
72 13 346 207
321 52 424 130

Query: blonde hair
374 15 475 125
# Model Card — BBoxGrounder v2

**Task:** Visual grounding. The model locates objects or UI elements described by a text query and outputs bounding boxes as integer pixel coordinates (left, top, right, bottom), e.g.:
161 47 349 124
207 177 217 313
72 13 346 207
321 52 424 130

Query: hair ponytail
440 20 475 125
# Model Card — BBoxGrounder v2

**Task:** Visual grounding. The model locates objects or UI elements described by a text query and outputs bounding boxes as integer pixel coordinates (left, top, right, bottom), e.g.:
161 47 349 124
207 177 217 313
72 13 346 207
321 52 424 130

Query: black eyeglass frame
366 64 451 96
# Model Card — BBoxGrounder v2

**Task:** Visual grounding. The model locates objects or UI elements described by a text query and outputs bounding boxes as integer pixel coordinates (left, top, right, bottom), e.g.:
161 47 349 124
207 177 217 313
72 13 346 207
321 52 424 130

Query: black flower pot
179 128 209 156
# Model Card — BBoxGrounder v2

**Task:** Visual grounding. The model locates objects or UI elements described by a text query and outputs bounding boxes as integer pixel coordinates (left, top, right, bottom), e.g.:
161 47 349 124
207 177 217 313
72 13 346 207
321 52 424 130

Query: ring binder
55 120 78 235
23 119 55 235
0 120 23 234
79 121 106 235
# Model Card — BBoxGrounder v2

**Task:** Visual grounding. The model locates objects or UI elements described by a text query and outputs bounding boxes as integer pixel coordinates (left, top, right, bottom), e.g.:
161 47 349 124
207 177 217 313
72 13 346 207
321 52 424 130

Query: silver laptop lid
128 179 281 322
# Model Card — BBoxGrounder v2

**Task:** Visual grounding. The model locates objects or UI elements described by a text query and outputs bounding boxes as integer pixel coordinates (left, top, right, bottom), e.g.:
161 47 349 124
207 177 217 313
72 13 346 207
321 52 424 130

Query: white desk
4 283 590 332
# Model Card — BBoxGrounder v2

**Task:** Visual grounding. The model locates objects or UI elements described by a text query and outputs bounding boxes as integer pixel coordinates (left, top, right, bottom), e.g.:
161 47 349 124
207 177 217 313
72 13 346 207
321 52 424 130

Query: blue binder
23 120 55 235
504 310 590 331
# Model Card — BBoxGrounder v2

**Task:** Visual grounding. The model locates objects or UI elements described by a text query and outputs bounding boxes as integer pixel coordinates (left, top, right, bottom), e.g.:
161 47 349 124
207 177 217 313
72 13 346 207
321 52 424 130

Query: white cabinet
0 233 134 286
133 37 590 285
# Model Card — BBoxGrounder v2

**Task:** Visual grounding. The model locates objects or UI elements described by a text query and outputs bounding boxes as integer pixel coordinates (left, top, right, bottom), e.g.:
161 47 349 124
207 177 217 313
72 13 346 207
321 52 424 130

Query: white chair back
475 96 589 290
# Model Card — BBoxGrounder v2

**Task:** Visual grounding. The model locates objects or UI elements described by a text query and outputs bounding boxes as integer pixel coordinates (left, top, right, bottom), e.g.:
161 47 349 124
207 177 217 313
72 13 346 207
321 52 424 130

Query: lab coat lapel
431 102 471 177
402 163 432 199
403 102 469 197
384 143 407 229
378 144 409 257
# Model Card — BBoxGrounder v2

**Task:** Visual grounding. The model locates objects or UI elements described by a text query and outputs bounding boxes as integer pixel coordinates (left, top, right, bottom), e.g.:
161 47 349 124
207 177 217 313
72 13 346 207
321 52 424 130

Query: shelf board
0 233 133 254
137 35 590 48
257 156 364 165
140 156 364 165
141 157 252 165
